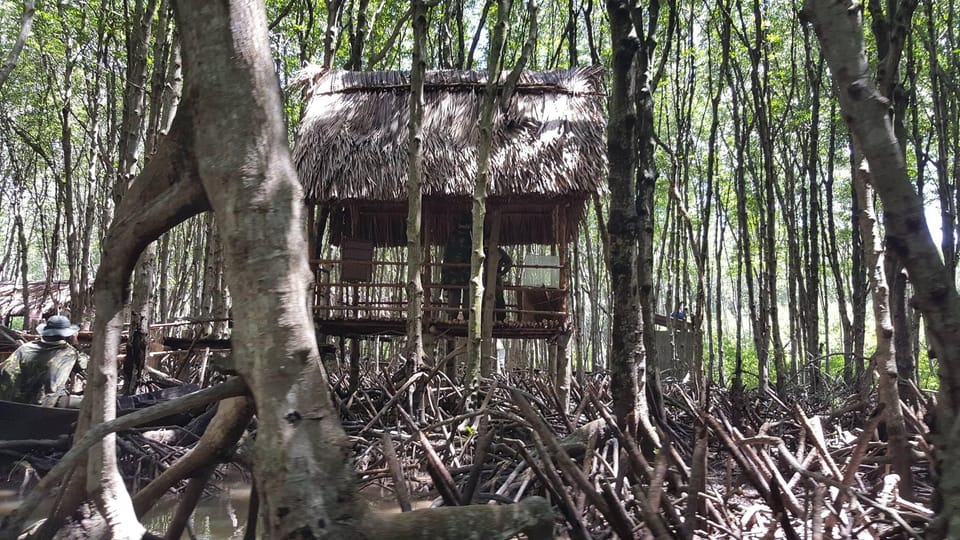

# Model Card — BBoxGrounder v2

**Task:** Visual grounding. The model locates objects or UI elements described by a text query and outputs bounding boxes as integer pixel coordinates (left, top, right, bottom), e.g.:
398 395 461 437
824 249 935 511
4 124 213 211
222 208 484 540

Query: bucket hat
37 315 80 339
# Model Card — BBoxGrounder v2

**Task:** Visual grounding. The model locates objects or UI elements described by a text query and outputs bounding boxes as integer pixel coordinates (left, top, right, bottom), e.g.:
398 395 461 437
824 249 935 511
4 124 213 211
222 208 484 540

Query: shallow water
0 476 252 540
142 479 252 539
0 475 430 539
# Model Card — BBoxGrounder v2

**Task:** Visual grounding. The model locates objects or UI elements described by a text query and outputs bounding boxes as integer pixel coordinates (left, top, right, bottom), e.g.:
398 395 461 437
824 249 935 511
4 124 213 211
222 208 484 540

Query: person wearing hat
0 315 88 407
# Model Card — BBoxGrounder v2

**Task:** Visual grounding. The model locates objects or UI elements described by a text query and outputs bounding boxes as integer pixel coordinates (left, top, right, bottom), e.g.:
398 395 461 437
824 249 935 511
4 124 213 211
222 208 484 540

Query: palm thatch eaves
292 66 608 204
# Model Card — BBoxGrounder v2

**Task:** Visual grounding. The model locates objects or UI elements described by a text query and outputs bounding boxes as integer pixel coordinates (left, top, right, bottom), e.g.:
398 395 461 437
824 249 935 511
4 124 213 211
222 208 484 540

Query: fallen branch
382 433 412 512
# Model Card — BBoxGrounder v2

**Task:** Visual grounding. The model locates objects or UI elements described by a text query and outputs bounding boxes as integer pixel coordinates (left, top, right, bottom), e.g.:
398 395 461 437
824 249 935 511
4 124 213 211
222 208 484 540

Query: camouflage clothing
0 340 87 406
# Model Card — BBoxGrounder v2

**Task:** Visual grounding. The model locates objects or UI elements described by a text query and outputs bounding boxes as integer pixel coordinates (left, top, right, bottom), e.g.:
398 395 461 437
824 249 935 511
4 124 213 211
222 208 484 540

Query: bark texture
173 2 556 538
0 0 36 90
803 1 960 536
404 0 427 368
3 3 558 538
606 0 643 434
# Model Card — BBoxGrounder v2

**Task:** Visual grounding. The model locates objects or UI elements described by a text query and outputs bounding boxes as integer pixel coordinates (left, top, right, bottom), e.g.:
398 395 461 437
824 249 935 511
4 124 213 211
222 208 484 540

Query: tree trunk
466 0 515 391
322 0 346 68
850 173 868 387
120 0 160 393
170 2 554 537
16 216 30 331
747 0 783 393
852 152 913 500
802 28 823 393
480 213 502 375
404 0 427 369
346 0 371 70
46 109 210 540
633 0 667 428
0 0 36 90
605 0 642 435
803 0 960 534
823 102 855 381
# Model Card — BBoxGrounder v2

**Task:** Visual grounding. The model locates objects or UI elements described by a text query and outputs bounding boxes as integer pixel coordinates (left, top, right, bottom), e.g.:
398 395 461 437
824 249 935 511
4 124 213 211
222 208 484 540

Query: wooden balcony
310 256 570 340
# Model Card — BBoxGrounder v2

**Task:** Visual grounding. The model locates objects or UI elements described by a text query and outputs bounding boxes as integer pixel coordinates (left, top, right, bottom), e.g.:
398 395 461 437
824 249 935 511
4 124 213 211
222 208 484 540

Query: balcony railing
310 257 568 329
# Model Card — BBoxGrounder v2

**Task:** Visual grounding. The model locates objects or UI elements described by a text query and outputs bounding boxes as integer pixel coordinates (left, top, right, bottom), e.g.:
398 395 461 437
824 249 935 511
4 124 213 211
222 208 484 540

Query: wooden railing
310 258 568 325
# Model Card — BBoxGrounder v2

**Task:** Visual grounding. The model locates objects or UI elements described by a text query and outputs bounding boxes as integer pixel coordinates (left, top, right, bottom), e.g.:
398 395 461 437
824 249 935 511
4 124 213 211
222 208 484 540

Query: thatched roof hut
0 280 71 324
293 66 607 247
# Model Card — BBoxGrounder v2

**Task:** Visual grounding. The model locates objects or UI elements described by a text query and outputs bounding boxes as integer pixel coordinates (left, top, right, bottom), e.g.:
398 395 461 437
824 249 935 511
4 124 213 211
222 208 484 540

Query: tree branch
0 0 37 90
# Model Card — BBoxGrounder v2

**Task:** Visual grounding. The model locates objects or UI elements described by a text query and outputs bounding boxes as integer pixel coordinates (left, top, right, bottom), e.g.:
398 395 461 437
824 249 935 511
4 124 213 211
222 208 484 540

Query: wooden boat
0 384 202 441
0 400 79 440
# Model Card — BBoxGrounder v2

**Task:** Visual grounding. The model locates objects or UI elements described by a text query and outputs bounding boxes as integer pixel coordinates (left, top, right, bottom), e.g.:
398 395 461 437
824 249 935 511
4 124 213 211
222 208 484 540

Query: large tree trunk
803 1 960 535
2 3 554 539
38 110 210 540
605 0 643 435
176 4 361 534
173 2 553 538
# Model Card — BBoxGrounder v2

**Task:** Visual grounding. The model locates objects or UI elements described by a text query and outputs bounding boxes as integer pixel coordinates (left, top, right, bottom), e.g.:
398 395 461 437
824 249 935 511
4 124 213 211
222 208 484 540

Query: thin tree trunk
404 0 427 370
464 0 509 393
803 28 824 392
852 152 913 500
0 0 37 90
122 0 161 394
322 0 346 68
467 0 536 389
703 0 731 387
57 1 76 323
748 0 784 394
16 216 30 331
346 0 371 70
632 0 672 430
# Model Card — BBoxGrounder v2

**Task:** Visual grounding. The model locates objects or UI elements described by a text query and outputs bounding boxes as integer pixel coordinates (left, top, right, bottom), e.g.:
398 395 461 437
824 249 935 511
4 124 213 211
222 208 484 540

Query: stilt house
292 66 606 344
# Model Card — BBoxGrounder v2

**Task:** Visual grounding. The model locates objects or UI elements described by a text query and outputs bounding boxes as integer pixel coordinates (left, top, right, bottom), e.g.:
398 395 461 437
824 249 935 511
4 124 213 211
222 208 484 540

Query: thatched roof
0 280 71 321
292 66 607 204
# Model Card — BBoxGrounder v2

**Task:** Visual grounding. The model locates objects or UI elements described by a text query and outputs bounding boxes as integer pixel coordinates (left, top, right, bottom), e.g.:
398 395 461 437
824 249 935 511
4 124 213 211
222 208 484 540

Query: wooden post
556 204 571 411
307 203 316 260
422 223 432 326
558 204 568 318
